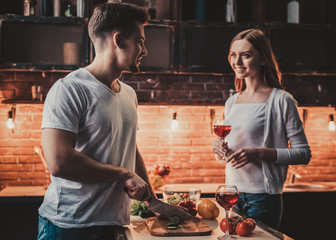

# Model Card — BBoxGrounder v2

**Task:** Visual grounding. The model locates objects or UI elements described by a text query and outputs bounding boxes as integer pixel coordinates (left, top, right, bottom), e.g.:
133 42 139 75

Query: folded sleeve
275 93 311 165
42 79 85 134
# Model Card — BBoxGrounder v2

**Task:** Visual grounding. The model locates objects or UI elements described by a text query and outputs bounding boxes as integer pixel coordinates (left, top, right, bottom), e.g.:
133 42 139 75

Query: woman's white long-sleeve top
225 88 311 194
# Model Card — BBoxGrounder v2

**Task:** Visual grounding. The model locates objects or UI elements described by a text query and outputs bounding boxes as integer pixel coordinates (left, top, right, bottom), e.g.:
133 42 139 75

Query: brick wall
0 71 336 186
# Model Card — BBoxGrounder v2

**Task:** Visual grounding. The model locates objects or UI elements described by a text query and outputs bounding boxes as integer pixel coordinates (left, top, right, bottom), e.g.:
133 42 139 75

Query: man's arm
135 145 156 199
42 128 150 200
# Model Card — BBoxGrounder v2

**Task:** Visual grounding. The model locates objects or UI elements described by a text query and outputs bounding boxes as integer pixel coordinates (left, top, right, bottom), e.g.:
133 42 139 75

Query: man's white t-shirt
39 68 138 228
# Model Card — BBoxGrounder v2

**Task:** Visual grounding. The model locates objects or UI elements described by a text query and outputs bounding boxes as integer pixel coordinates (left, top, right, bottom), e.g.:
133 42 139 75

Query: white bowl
162 185 201 205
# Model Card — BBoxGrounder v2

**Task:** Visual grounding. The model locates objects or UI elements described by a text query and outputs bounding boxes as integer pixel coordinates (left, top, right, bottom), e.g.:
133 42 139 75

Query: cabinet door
180 23 258 73
0 16 89 70
268 24 336 73
140 23 178 72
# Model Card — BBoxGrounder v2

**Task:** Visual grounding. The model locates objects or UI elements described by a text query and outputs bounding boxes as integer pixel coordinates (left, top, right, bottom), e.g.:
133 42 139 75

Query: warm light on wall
210 109 215 133
5 106 15 130
328 114 335 131
170 112 178 130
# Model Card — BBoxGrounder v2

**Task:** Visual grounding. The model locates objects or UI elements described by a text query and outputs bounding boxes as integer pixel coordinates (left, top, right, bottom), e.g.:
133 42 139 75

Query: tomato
245 218 256 231
178 200 196 209
187 207 198 217
220 218 236 234
154 164 170 176
183 193 190 199
178 200 197 216
235 218 256 236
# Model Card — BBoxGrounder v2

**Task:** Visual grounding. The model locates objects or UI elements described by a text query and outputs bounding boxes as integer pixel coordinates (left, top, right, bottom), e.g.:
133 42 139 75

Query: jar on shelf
53 0 61 17
65 5 75 17
287 0 299 24
24 0 36 16
145 0 156 20
77 0 85 18
226 0 237 23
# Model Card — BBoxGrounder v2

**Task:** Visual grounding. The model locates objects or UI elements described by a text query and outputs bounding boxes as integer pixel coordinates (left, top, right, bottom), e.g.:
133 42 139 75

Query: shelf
0 64 80 71
2 99 44 104
0 15 88 24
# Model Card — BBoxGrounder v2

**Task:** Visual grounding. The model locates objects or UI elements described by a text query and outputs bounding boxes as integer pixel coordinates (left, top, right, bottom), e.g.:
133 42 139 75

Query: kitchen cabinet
0 1 335 74
180 0 336 24
0 15 89 70
0 197 43 240
279 191 336 240
179 21 261 73
267 23 336 73
0 0 336 106
1 17 335 74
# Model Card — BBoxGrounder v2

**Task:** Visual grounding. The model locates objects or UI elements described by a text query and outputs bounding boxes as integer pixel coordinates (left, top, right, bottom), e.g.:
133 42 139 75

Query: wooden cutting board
145 217 212 236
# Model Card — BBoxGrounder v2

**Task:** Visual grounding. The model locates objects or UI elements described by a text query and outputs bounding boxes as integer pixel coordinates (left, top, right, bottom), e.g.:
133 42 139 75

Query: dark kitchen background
0 0 336 239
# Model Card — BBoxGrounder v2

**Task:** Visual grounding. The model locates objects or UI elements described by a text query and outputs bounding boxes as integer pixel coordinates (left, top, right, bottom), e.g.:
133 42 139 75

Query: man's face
120 22 148 73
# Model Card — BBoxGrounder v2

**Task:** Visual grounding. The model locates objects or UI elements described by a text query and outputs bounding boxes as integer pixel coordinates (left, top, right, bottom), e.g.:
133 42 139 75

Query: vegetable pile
130 200 155 218
147 164 170 189
166 192 197 205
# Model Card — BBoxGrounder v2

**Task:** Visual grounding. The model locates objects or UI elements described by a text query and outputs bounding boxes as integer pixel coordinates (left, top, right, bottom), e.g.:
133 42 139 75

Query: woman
213 29 311 229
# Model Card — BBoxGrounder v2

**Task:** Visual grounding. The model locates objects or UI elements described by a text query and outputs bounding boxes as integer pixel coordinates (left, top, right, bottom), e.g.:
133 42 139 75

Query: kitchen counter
158 182 336 197
1 184 335 240
1 182 336 198
125 204 294 240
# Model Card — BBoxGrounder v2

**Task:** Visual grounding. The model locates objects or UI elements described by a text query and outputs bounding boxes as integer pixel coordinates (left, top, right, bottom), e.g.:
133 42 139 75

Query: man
37 3 180 239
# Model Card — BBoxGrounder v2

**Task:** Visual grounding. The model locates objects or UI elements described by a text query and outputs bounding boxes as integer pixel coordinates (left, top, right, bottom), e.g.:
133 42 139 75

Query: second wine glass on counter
215 185 239 239
213 119 231 162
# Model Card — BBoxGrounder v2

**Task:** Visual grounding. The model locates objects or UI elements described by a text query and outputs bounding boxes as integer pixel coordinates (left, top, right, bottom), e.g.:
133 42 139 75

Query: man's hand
124 174 151 202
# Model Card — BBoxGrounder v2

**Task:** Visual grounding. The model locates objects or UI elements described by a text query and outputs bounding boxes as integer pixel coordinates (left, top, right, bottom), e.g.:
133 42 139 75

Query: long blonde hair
228 29 283 92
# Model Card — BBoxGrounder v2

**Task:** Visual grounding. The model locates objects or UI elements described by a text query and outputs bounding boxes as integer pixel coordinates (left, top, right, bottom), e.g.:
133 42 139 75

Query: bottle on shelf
40 0 52 16
65 4 74 17
287 0 299 24
77 0 85 18
226 0 237 23
53 0 61 17
145 0 156 20
24 0 36 16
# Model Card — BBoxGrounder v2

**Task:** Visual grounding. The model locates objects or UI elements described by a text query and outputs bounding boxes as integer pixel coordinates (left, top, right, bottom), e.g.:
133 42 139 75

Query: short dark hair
88 2 148 42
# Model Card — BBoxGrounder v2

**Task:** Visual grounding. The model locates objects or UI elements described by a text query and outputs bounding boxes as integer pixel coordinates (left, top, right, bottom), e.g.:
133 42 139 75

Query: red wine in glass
213 119 231 162
216 192 239 210
215 185 239 239
213 125 231 139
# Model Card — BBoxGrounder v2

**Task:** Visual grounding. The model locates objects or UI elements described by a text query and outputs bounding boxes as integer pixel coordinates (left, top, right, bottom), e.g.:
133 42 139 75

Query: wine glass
215 185 239 239
213 119 231 162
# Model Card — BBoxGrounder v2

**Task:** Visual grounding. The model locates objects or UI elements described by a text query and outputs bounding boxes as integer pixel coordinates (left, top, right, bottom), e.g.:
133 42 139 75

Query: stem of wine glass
224 208 230 238
221 138 228 161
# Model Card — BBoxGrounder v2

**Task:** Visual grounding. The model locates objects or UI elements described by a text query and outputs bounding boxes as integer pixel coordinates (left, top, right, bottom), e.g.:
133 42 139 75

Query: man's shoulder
53 68 94 90
120 81 136 94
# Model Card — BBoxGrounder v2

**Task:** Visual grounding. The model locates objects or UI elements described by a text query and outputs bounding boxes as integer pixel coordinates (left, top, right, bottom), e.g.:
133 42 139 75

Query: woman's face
229 39 264 80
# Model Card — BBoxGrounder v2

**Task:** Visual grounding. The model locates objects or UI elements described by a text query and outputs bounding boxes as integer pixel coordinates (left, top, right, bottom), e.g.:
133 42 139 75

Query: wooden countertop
126 202 294 240
1 182 336 198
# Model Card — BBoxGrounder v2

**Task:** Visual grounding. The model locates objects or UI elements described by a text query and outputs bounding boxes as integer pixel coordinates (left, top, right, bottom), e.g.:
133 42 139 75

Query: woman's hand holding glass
212 119 231 163
212 138 230 163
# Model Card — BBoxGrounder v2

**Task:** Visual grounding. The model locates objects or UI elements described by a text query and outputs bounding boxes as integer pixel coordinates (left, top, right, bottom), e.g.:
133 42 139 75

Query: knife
124 187 198 221
145 197 199 221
